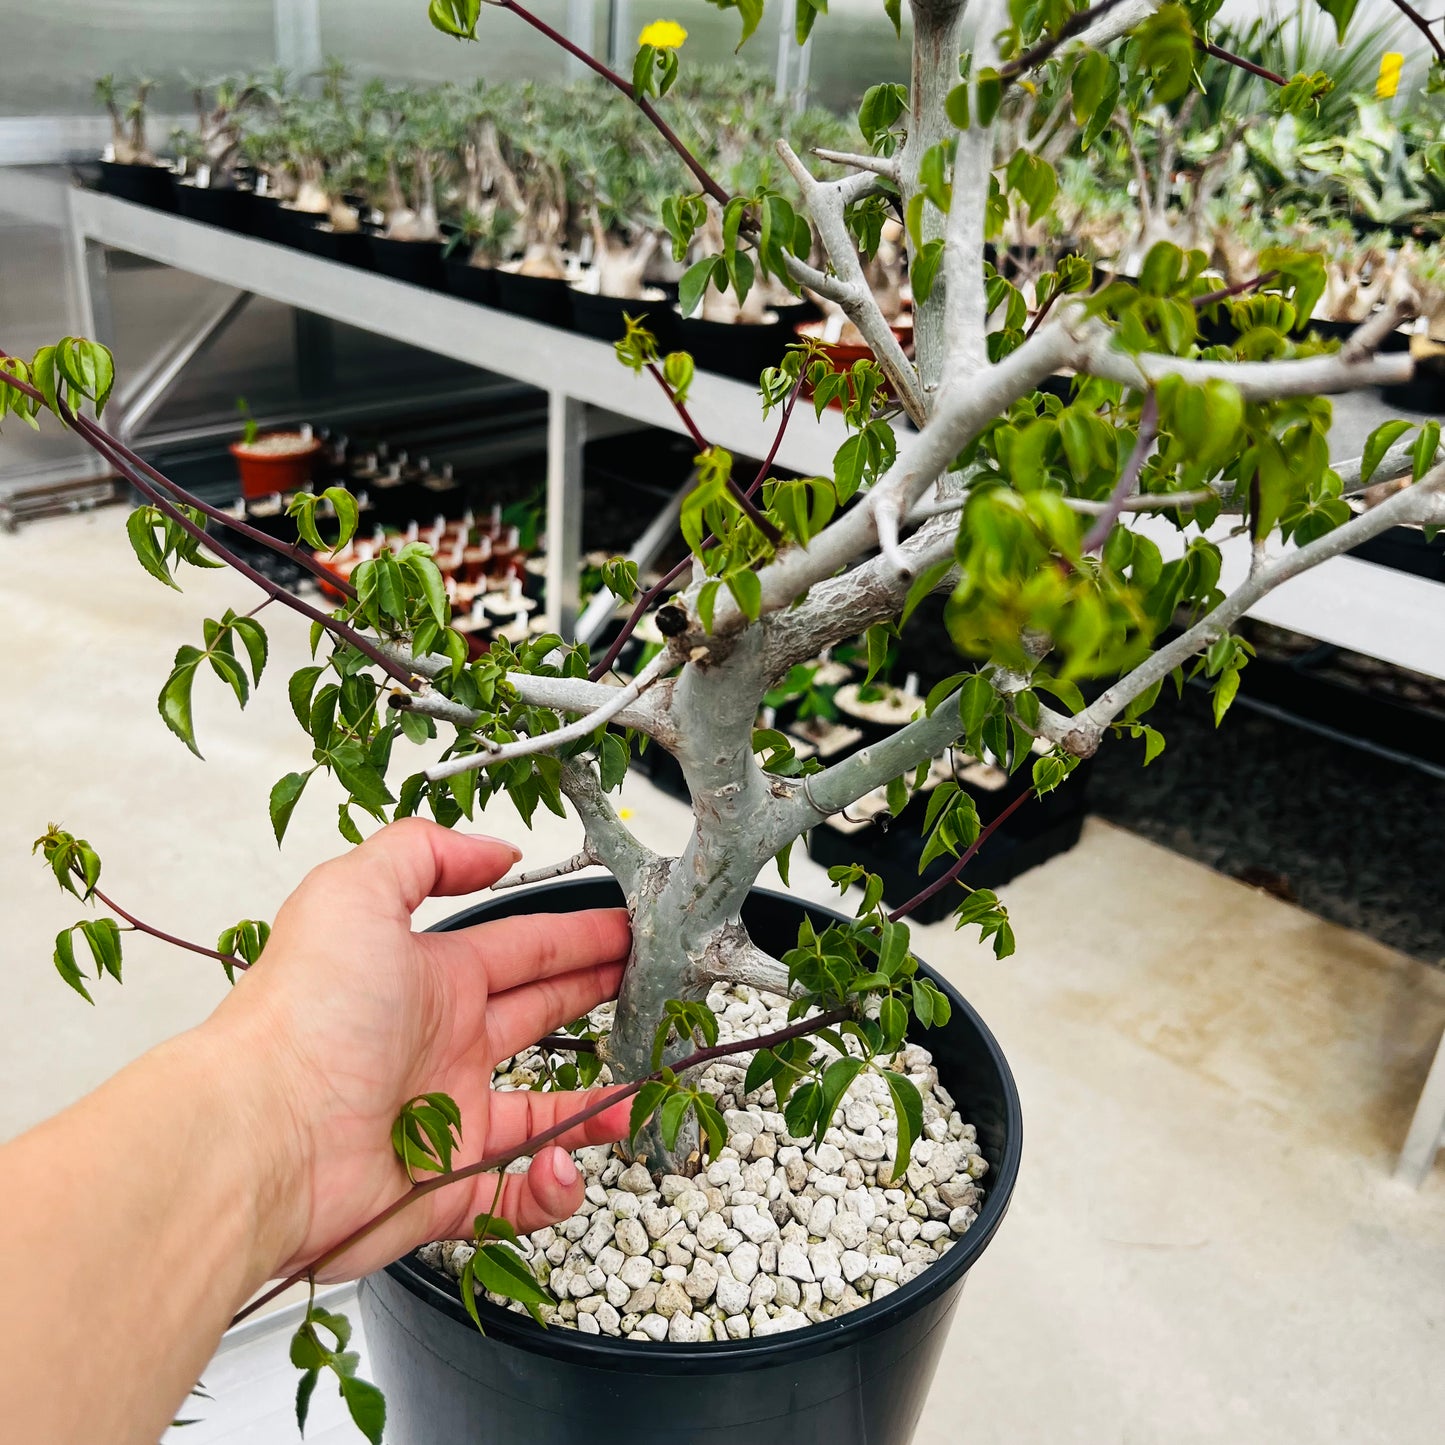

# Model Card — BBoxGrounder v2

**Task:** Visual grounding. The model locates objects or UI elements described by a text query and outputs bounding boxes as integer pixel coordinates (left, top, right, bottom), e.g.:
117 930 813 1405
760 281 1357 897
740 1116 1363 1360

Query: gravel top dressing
421 984 986 1343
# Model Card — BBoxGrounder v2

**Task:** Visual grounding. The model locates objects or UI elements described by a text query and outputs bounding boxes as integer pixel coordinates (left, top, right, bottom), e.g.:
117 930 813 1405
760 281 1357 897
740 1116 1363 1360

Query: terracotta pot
795 319 913 404
228 434 322 500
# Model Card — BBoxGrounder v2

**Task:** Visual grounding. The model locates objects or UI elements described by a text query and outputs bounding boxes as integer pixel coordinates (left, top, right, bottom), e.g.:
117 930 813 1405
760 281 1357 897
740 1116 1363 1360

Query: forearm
0 1019 298 1445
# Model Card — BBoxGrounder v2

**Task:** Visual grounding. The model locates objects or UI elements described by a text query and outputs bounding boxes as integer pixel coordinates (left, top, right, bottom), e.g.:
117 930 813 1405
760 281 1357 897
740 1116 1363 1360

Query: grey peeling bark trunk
604 629 780 1169
901 0 968 397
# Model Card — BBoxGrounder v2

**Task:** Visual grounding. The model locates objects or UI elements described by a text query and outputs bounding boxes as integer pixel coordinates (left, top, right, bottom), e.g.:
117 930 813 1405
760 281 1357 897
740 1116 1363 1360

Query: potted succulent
92 75 174 210
361 84 455 290
490 84 581 326
168 75 262 230
227 397 322 500
14 2 1445 1442
442 80 524 304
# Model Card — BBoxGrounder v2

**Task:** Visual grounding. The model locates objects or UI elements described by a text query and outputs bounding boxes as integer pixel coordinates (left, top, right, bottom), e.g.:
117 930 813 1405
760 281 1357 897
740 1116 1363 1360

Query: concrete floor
4 509 1445 1444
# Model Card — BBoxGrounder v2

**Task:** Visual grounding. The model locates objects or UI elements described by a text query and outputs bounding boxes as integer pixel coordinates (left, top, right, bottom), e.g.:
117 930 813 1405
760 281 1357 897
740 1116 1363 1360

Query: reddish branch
499 1 729 205
888 789 1037 923
230 1003 851 1326
91 886 245 969
0 349 356 601
0 357 415 686
1192 270 1278 309
999 0 1133 84
588 375 805 680
1386 0 1445 67
1196 39 1286 87
644 363 783 545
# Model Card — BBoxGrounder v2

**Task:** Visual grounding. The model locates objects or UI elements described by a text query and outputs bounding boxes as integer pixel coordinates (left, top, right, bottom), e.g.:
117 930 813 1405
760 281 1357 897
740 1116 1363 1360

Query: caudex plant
94 74 155 167
12 0 1445 1438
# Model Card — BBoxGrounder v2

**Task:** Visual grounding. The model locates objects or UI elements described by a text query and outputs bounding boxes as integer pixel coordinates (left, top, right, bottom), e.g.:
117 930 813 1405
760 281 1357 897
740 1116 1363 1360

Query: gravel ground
421 984 986 1341
1089 681 1445 966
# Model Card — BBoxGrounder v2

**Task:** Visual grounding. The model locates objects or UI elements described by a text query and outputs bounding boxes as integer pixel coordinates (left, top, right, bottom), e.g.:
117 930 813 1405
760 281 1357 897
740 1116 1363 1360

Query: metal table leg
545 392 587 639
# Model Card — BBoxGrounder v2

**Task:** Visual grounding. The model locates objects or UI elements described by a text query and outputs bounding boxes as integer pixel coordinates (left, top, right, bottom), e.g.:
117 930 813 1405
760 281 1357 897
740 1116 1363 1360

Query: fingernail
465 833 524 861
550 1149 578 1188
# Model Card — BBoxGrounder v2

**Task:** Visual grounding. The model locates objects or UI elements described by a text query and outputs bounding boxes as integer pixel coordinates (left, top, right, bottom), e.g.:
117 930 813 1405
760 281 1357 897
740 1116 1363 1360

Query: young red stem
0 349 357 602
534 1034 598 1053
230 1004 851 1326
1192 270 1278 309
1386 0 1445 67
644 364 784 544
91 885 244 969
1196 39 1286 87
588 376 804 681
1024 289 1060 340
887 789 1037 923
999 0 1133 83
499 1 730 205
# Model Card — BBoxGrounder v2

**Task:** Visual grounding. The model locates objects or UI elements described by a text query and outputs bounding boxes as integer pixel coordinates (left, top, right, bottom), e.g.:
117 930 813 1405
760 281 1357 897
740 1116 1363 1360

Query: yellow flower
619 808 635 820
638 19 688 49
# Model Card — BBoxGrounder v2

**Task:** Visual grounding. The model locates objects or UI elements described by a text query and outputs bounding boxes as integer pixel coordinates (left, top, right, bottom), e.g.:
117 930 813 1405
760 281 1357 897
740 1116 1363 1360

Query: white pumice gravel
420 983 986 1339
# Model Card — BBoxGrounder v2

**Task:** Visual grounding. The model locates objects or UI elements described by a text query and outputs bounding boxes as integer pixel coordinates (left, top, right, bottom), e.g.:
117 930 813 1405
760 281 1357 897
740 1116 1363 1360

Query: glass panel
319 0 580 85
807 0 912 116
0 1 276 117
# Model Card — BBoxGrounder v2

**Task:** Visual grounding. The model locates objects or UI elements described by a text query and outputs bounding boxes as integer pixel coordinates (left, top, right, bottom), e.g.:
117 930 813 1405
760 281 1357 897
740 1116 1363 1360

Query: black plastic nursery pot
570 287 679 351
492 268 575 328
444 255 500 307
171 180 252 233
366 235 448 291
94 159 176 211
674 311 797 383
358 878 1022 1445
294 223 371 267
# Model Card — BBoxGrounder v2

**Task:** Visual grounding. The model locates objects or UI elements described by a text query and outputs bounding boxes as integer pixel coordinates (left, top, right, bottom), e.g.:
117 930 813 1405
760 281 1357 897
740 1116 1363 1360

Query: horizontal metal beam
61 184 849 476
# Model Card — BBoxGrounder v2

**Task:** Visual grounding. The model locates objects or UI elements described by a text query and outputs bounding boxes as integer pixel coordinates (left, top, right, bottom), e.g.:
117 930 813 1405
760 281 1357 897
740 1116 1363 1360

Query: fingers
428 907 631 994
493 1147 589 1235
485 1085 634 1157
486 960 626 1059
339 818 523 914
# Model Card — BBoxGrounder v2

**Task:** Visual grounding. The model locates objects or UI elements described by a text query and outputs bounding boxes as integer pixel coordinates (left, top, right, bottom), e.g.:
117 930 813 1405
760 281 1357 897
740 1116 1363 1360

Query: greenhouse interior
2 0 1444 1441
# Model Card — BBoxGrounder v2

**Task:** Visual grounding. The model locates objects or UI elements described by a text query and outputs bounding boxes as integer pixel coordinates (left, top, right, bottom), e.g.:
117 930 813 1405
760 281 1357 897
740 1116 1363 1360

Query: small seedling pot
294 223 371 267
360 878 1021 1445
673 311 794 383
228 433 322 500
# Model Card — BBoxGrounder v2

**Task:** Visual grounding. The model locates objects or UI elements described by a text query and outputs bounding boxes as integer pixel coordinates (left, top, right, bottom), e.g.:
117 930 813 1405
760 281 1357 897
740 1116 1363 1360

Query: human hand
206 818 633 1283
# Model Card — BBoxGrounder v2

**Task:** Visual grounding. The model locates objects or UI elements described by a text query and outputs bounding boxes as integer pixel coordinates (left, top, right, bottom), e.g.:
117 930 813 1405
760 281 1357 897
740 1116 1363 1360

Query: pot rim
228 435 323 459
381 878 1022 1371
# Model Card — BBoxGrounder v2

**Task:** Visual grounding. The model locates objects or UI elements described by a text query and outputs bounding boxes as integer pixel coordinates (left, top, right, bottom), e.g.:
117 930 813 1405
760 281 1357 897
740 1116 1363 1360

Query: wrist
172 1009 315 1284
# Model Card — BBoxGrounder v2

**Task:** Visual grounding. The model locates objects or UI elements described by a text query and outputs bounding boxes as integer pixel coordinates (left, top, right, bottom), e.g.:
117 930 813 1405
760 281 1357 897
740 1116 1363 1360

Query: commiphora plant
13 0 1445 1438
94 74 155 166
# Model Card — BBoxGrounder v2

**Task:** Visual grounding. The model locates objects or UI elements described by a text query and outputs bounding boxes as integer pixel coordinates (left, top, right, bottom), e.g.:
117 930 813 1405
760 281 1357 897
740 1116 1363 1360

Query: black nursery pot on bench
358 878 1022 1445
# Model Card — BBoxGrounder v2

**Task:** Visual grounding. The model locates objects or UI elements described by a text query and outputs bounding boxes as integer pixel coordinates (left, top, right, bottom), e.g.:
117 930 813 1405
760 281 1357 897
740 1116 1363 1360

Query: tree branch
811 148 902 181
558 757 654 892
1044 460 1445 755
776 140 926 426
91 886 244 970
424 647 679 781
1080 390 1159 553
492 845 601 891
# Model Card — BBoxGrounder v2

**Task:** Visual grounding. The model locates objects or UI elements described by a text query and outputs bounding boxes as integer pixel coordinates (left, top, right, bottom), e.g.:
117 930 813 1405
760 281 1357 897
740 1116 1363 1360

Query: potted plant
227 397 322 500
361 84 455 290
490 83 581 326
12 2 1444 1441
441 80 524 304
92 74 174 210
168 74 262 230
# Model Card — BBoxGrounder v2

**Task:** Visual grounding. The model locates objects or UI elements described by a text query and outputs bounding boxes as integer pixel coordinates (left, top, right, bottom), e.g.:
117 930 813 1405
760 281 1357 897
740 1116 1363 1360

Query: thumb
343 817 523 912
495 1146 587 1236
